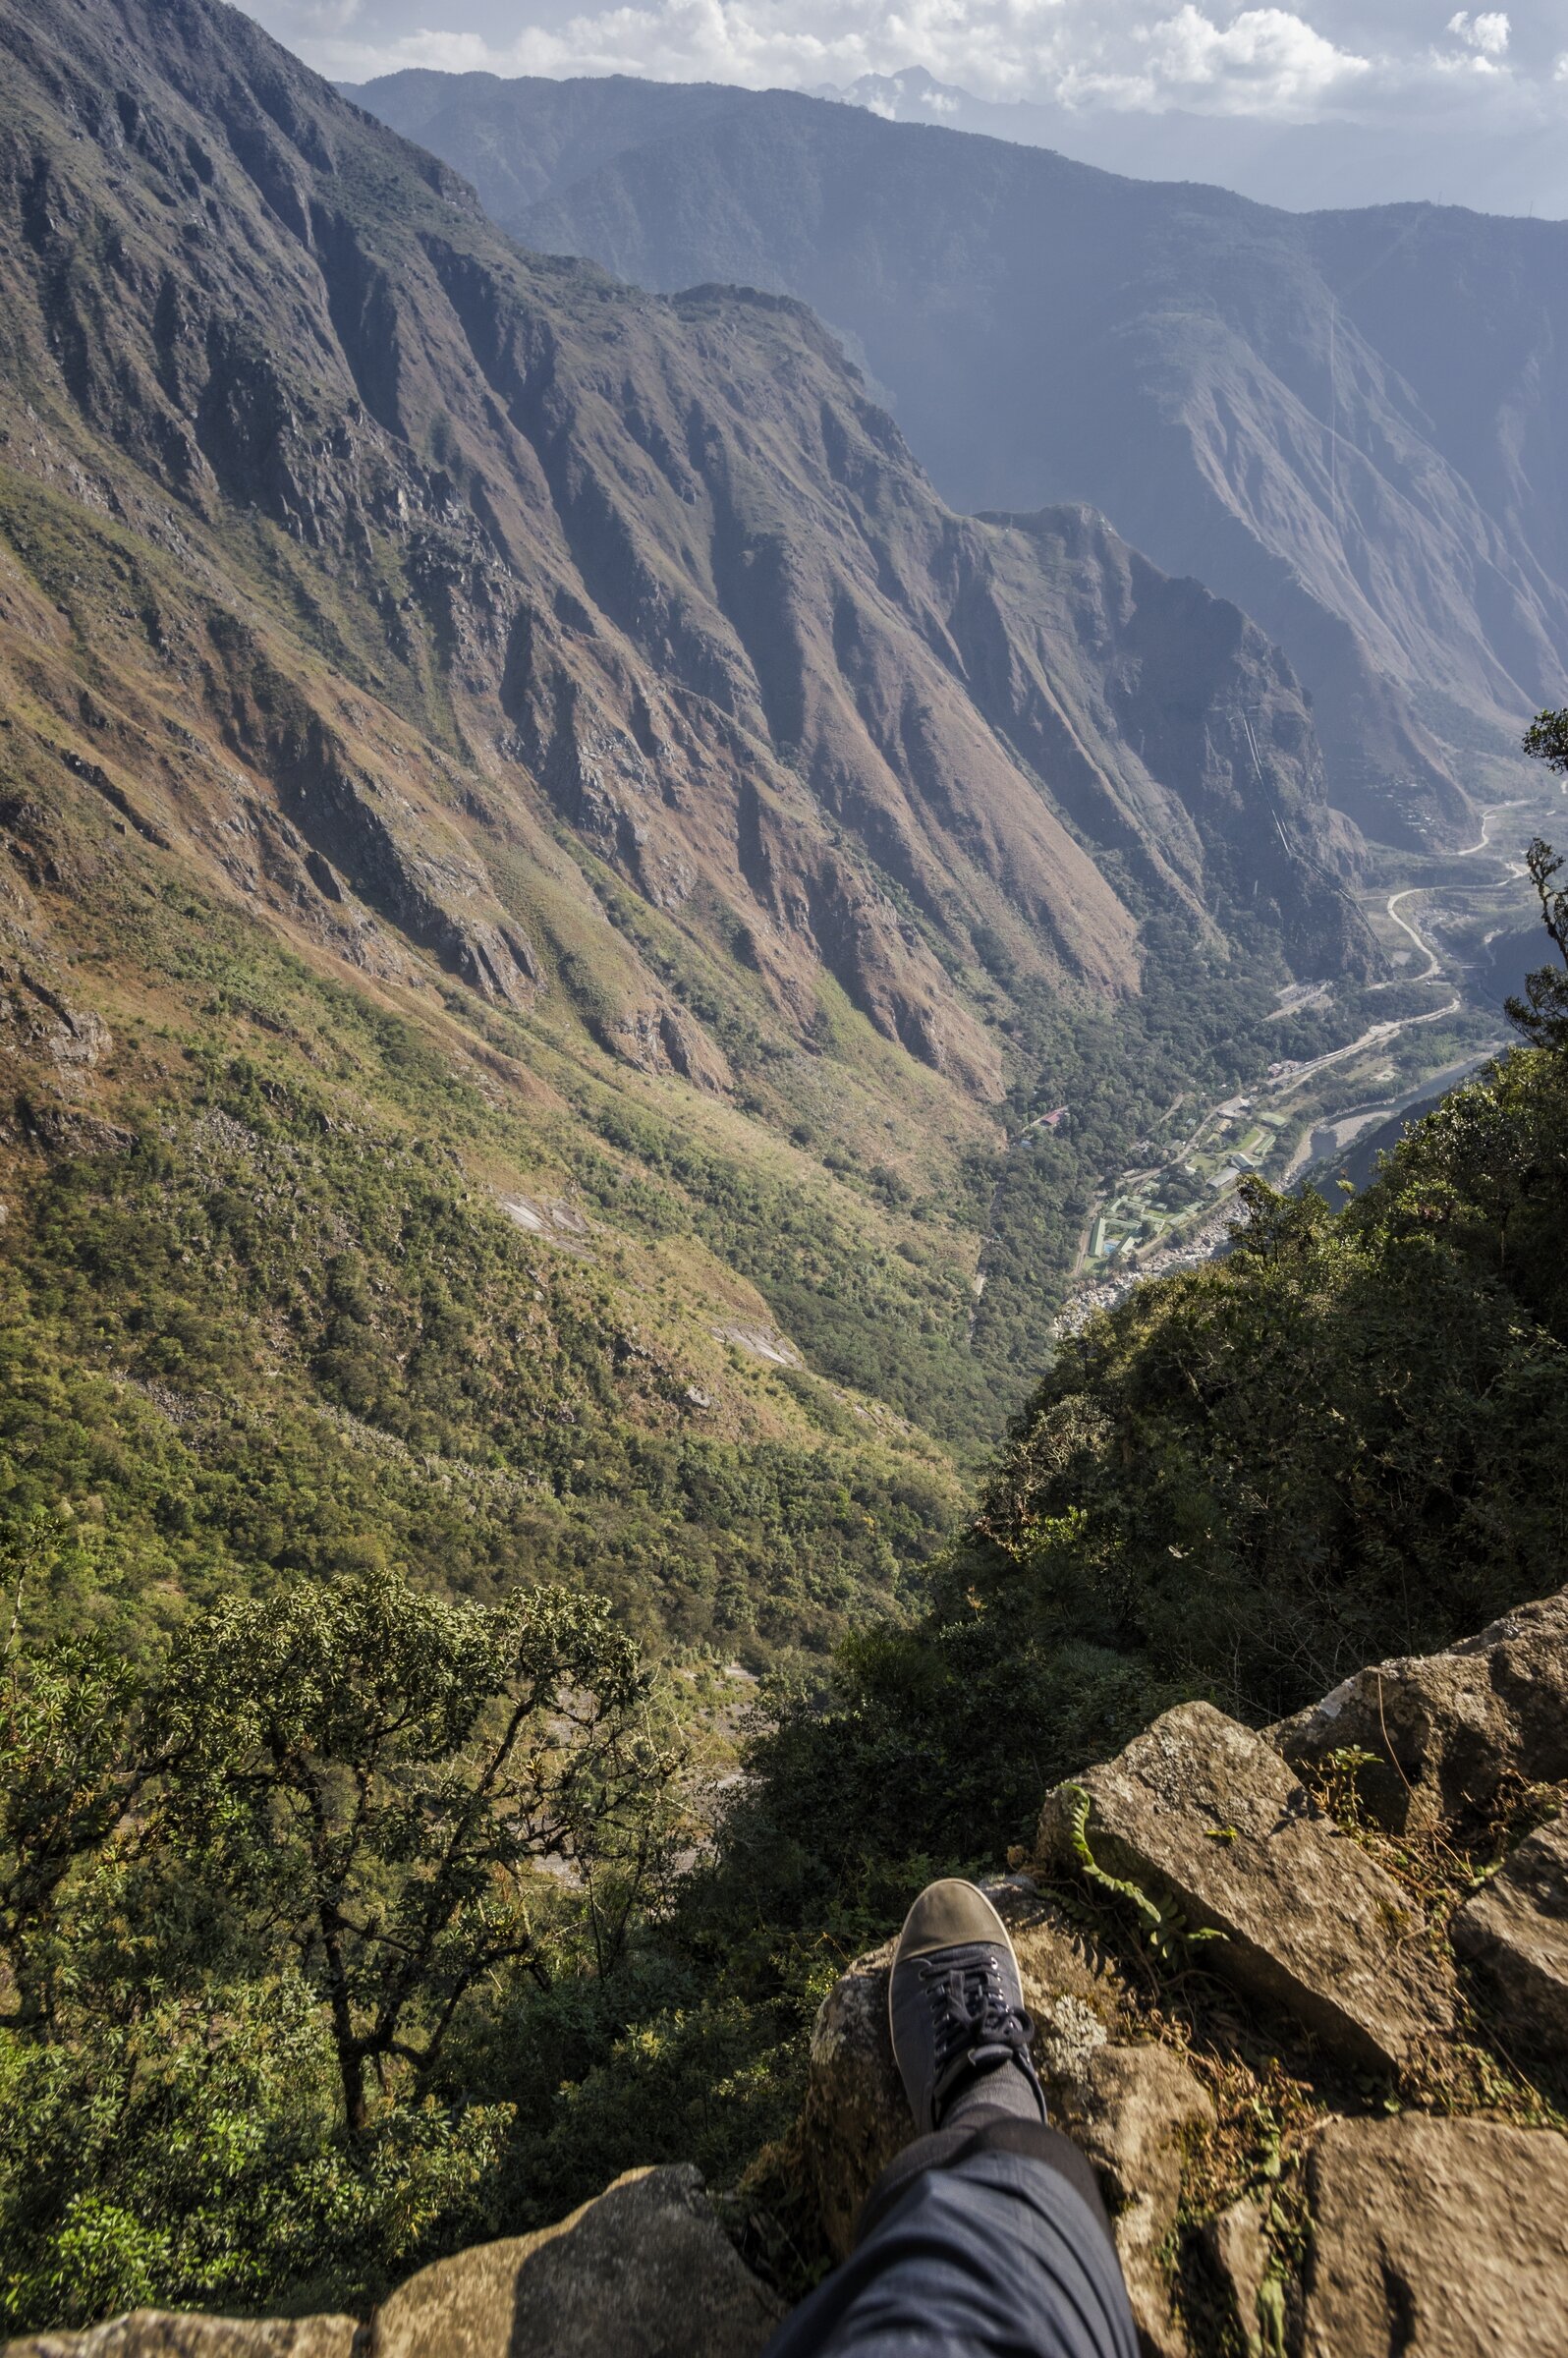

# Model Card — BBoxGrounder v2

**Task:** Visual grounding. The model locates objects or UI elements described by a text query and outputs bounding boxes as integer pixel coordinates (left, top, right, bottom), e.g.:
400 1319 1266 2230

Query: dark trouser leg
761 2113 1140 2358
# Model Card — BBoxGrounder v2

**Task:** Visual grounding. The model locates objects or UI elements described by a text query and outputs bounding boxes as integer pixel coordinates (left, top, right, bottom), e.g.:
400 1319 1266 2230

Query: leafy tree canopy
0 1562 687 2324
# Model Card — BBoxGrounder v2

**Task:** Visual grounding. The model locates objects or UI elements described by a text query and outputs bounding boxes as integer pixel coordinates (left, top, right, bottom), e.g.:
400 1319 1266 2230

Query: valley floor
1062 786 1559 1323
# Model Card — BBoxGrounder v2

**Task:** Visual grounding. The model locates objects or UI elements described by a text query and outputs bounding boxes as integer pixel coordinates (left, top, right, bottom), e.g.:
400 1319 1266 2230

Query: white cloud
1447 11 1510 56
247 0 1568 150
1118 6 1372 112
273 0 1374 117
271 0 364 28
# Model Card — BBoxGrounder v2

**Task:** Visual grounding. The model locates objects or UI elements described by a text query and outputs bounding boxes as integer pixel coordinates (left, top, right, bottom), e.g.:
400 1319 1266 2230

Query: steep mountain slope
352 72 1568 842
336 69 745 223
0 0 1371 1518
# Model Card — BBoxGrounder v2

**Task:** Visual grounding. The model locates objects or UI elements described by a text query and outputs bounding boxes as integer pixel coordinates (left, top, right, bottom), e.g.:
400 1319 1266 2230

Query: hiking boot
887 1877 1048 2136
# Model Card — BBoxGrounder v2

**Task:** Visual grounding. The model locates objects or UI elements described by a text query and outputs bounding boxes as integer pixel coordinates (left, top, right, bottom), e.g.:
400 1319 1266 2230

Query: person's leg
763 2137 1136 2358
762 1882 1140 2358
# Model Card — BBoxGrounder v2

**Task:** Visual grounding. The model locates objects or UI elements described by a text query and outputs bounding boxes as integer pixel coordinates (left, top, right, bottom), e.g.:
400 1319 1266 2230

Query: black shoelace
921 1954 1037 2118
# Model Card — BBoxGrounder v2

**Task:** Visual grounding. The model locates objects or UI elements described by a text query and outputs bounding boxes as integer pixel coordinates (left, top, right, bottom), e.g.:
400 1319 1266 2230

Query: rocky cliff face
356 70 1568 843
805 1584 1568 2356
19 1587 1566 2358
0 0 1359 1125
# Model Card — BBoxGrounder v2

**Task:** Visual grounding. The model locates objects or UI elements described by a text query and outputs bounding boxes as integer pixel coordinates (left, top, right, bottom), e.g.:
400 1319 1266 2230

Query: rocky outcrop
5 2169 781 2358
1273 1590 1568 1837
799 1878 1121 2258
1063 2046 1212 2358
1037 1703 1456 2072
4 2321 358 2358
797 1880 1211 2353
799 1588 1568 2356
371 2165 783 2358
1201 2195 1272 2358
1302 2116 1568 2358
1453 1813 1568 2063
205 617 540 1008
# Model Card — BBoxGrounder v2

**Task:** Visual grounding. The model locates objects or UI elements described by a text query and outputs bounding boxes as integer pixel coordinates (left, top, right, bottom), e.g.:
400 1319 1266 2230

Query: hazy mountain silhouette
813 68 1568 223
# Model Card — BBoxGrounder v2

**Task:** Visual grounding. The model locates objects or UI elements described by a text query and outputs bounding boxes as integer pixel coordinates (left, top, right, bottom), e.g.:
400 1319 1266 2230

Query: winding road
1376 801 1528 987
1060 798 1536 1296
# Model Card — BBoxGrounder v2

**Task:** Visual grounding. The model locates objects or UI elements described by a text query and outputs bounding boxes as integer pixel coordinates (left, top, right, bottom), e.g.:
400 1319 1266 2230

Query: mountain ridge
810 63 1568 221
349 69 1568 843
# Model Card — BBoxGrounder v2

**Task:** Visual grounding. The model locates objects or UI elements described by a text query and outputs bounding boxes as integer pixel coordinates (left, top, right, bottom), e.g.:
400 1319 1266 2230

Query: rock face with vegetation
797 1586 1568 2357
1452 1815 1568 2064
1275 1589 1568 1836
1038 1705 1459 2071
1300 2115 1568 2358
6 2322 359 2358
368 2163 782 2358
354 69 1568 839
5 2165 782 2358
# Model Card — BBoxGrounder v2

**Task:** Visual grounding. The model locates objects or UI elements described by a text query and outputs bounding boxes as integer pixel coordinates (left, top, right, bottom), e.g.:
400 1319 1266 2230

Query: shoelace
920 1954 1036 2114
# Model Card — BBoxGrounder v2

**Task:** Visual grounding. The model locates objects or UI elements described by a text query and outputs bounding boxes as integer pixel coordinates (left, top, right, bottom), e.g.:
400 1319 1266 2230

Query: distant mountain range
812 67 1568 224
347 69 1568 844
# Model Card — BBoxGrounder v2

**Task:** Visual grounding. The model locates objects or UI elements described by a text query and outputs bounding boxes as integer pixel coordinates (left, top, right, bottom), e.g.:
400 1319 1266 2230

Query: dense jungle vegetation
4 815 1568 2329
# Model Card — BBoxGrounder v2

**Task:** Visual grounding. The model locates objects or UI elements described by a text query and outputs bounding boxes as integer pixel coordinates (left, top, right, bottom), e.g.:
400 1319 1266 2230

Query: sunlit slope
0 0 1370 1653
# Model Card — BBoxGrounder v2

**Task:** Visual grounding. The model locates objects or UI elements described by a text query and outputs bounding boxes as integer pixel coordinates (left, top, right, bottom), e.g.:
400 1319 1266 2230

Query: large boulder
1452 1812 1568 2063
3 2322 358 2358
1038 1703 1456 2072
799 1930 907 2262
1060 2044 1212 2358
1302 2113 1568 2357
1274 1587 1568 1835
2 2173 779 2358
369 2165 781 2358
800 1878 1122 2259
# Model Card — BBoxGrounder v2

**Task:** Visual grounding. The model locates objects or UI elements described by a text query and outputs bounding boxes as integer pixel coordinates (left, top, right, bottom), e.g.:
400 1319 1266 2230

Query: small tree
1513 711 1568 1047
154 1569 686 2136
0 1516 148 2034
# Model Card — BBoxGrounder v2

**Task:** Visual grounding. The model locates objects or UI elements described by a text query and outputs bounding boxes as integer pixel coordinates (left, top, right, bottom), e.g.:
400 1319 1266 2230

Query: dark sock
943 2055 1047 2129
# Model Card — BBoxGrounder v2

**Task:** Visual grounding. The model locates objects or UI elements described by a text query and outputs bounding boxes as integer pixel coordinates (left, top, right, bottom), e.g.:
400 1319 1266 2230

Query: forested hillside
7 867 1567 2330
